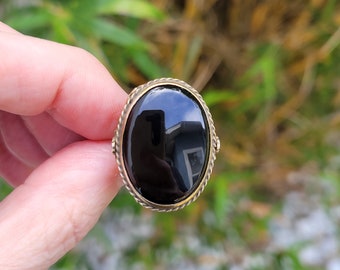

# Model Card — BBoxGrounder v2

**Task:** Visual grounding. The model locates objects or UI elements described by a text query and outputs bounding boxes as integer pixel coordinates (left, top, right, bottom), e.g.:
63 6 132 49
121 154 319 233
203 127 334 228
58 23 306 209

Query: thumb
0 141 121 270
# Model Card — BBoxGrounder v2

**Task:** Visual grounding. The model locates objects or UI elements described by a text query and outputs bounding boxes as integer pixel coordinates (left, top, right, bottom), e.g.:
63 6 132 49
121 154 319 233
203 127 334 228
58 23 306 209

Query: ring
112 78 220 212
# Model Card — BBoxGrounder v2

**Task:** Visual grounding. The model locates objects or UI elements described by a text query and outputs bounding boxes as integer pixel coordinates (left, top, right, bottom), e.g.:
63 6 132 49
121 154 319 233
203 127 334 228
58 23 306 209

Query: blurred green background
1 0 340 269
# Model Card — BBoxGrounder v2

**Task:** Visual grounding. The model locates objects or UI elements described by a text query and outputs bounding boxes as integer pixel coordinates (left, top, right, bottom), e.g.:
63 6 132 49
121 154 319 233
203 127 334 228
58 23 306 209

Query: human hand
0 22 127 269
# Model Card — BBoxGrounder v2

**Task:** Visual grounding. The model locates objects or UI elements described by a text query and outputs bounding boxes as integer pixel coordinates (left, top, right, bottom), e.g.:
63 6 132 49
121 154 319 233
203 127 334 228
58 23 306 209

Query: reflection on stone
123 86 208 204
166 121 206 190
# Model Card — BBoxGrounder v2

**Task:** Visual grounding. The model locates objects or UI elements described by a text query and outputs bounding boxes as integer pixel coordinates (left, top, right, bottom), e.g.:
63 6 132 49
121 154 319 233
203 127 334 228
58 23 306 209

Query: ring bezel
112 78 219 212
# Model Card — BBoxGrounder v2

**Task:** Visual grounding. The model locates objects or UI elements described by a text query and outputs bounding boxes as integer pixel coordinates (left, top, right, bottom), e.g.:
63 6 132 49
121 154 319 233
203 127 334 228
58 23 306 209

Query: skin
0 22 127 269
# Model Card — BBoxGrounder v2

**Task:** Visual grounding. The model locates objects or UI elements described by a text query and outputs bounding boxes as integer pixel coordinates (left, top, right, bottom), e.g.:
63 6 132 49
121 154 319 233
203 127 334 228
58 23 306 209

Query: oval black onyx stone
123 85 209 205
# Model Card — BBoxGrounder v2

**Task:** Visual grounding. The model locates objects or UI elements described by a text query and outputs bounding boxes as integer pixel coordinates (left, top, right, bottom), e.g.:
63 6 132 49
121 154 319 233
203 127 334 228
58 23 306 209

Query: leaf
246 45 278 102
0 180 12 201
72 31 111 67
183 36 203 79
50 17 76 44
96 0 165 21
131 50 166 79
203 90 237 107
213 175 229 226
4 8 51 33
92 18 148 49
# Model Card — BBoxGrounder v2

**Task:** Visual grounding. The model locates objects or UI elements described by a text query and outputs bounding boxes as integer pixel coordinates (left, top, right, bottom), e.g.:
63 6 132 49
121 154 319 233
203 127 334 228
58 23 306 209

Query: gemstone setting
113 78 219 211
123 86 208 204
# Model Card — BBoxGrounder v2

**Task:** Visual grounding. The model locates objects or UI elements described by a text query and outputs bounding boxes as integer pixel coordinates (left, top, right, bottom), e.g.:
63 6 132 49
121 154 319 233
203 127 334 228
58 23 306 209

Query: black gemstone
123 85 209 204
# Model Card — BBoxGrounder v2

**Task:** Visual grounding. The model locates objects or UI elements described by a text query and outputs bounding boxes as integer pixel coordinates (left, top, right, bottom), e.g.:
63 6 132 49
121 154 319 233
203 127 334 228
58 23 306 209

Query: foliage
1 0 340 269
1 0 167 84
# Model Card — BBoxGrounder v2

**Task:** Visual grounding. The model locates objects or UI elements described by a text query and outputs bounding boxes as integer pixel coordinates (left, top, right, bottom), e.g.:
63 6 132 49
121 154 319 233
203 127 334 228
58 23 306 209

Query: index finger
0 27 127 140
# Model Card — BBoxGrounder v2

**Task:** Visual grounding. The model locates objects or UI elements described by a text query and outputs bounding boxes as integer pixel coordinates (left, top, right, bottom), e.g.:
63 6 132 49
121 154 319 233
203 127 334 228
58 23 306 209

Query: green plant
2 0 167 83
2 0 340 269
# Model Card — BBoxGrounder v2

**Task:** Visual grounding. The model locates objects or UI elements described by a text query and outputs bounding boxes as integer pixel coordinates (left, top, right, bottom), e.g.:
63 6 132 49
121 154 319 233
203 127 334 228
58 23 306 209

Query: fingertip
0 140 122 269
0 32 128 139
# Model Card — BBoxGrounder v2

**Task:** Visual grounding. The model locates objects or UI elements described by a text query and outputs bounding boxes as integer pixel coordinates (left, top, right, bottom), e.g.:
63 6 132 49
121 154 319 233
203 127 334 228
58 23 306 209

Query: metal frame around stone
112 78 220 212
